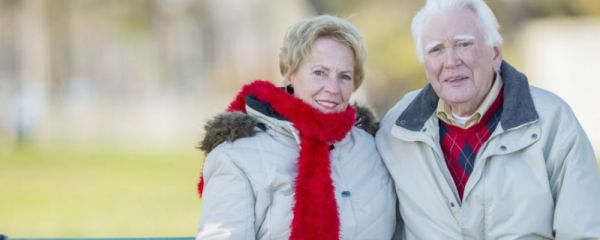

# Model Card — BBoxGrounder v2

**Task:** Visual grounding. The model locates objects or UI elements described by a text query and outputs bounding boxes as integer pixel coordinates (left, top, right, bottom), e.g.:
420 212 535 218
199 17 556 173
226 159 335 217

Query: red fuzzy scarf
198 80 356 240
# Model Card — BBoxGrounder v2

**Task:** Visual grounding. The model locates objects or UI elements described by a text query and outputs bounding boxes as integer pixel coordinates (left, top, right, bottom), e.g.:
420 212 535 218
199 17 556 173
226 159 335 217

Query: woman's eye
313 70 325 77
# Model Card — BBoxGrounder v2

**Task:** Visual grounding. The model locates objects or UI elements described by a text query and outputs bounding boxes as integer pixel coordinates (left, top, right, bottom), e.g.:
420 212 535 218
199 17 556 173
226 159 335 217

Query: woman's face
286 37 355 113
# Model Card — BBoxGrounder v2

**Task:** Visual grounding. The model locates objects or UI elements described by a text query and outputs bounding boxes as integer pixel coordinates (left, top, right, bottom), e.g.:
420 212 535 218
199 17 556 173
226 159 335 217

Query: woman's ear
284 72 294 86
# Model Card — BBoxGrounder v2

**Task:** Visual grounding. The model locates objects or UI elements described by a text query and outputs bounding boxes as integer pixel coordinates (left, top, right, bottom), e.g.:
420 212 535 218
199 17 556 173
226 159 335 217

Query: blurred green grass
1 141 597 238
0 143 203 238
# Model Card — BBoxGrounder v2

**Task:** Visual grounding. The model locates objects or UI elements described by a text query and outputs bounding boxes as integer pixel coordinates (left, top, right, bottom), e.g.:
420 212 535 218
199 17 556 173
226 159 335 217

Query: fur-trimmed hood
198 103 379 154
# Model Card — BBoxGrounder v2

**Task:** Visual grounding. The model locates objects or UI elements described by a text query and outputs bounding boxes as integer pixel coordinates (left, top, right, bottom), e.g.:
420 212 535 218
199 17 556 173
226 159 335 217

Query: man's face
421 7 502 115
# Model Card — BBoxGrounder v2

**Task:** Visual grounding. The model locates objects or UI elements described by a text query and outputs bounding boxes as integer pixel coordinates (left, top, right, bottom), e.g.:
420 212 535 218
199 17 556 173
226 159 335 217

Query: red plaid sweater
439 88 504 200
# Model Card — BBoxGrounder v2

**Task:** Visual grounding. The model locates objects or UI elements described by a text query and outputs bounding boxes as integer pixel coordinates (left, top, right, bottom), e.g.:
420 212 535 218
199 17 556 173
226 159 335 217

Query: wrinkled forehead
422 7 483 43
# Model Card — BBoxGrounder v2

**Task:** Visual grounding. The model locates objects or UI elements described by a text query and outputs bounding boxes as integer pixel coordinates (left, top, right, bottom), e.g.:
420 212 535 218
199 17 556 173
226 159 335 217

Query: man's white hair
411 0 503 63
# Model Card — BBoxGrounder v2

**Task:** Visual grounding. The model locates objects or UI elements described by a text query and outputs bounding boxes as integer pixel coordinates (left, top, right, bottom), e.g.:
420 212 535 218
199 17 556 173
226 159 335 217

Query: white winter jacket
197 100 397 239
376 61 600 239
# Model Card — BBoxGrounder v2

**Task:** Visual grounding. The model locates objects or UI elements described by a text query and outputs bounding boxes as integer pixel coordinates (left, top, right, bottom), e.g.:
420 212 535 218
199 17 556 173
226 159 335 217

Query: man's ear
493 46 503 69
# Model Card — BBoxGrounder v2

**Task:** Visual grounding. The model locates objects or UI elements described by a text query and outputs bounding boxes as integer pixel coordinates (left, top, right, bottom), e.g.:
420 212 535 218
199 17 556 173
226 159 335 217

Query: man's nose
444 48 462 68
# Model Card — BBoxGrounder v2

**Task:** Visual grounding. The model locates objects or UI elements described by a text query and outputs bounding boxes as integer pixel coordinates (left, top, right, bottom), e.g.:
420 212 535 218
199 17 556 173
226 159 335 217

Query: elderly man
376 0 600 239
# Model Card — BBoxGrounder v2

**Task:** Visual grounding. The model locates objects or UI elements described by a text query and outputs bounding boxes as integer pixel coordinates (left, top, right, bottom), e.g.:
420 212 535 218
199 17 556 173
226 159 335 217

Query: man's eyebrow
454 35 476 41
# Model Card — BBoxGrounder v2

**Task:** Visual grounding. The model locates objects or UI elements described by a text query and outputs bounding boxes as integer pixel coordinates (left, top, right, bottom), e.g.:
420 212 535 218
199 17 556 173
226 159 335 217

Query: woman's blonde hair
279 15 367 90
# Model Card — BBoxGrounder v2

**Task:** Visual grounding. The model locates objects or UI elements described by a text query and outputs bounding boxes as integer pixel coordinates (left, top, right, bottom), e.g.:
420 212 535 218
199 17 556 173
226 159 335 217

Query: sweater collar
395 61 538 131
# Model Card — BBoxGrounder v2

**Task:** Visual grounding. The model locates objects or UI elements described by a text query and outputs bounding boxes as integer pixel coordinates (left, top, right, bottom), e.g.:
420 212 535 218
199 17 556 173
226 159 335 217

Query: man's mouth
444 75 469 83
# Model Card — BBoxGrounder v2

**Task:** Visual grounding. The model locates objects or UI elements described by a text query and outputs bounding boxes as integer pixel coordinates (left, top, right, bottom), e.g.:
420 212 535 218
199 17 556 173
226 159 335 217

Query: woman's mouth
315 99 339 109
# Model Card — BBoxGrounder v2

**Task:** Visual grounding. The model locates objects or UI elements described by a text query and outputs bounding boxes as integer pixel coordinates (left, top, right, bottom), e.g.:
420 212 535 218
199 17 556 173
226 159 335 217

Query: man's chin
440 94 474 105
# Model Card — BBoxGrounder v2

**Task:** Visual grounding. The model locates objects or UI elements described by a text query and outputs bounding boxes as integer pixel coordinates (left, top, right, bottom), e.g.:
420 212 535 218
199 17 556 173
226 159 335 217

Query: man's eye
428 46 442 54
458 42 473 48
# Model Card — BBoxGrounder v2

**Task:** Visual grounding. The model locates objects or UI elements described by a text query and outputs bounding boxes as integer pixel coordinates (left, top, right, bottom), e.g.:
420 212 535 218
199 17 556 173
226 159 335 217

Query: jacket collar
395 61 538 131
245 95 302 144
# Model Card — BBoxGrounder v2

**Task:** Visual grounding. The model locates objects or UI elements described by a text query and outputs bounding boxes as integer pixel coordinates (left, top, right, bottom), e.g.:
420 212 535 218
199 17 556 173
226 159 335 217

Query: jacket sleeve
549 123 600 239
196 147 256 240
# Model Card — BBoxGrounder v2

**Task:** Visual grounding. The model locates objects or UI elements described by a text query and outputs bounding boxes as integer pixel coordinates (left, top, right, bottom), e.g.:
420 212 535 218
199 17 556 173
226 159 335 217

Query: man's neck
448 98 482 117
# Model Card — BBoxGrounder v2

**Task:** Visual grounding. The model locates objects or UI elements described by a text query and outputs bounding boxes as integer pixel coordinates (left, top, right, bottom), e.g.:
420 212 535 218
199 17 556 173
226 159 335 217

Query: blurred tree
0 0 19 85
1 0 599 148
569 0 600 15
46 0 71 98
0 0 18 8
307 0 363 14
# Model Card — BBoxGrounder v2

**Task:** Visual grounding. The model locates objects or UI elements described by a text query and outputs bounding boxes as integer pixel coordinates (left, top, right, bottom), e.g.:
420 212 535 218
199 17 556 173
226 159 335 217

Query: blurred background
1 0 599 237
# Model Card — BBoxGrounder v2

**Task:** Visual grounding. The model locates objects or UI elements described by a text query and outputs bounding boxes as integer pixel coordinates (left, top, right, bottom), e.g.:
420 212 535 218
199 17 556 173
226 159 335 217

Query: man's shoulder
525 86 588 135
529 86 575 116
380 88 424 127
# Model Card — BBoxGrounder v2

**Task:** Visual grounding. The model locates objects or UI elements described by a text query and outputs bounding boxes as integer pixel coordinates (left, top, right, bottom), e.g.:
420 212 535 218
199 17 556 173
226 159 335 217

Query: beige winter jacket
196 101 397 239
376 61 600 239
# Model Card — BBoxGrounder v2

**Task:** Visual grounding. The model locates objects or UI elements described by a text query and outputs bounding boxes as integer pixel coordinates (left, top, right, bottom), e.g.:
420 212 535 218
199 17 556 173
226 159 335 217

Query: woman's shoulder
198 111 258 155
352 104 379 136
344 105 380 151
199 111 296 166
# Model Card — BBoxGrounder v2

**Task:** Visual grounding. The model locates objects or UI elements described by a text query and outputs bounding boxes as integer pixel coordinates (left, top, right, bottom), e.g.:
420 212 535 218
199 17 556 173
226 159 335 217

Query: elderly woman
195 15 396 239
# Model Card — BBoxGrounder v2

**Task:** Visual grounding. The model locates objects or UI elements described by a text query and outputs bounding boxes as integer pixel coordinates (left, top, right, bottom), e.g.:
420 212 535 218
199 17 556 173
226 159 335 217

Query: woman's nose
323 76 341 94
